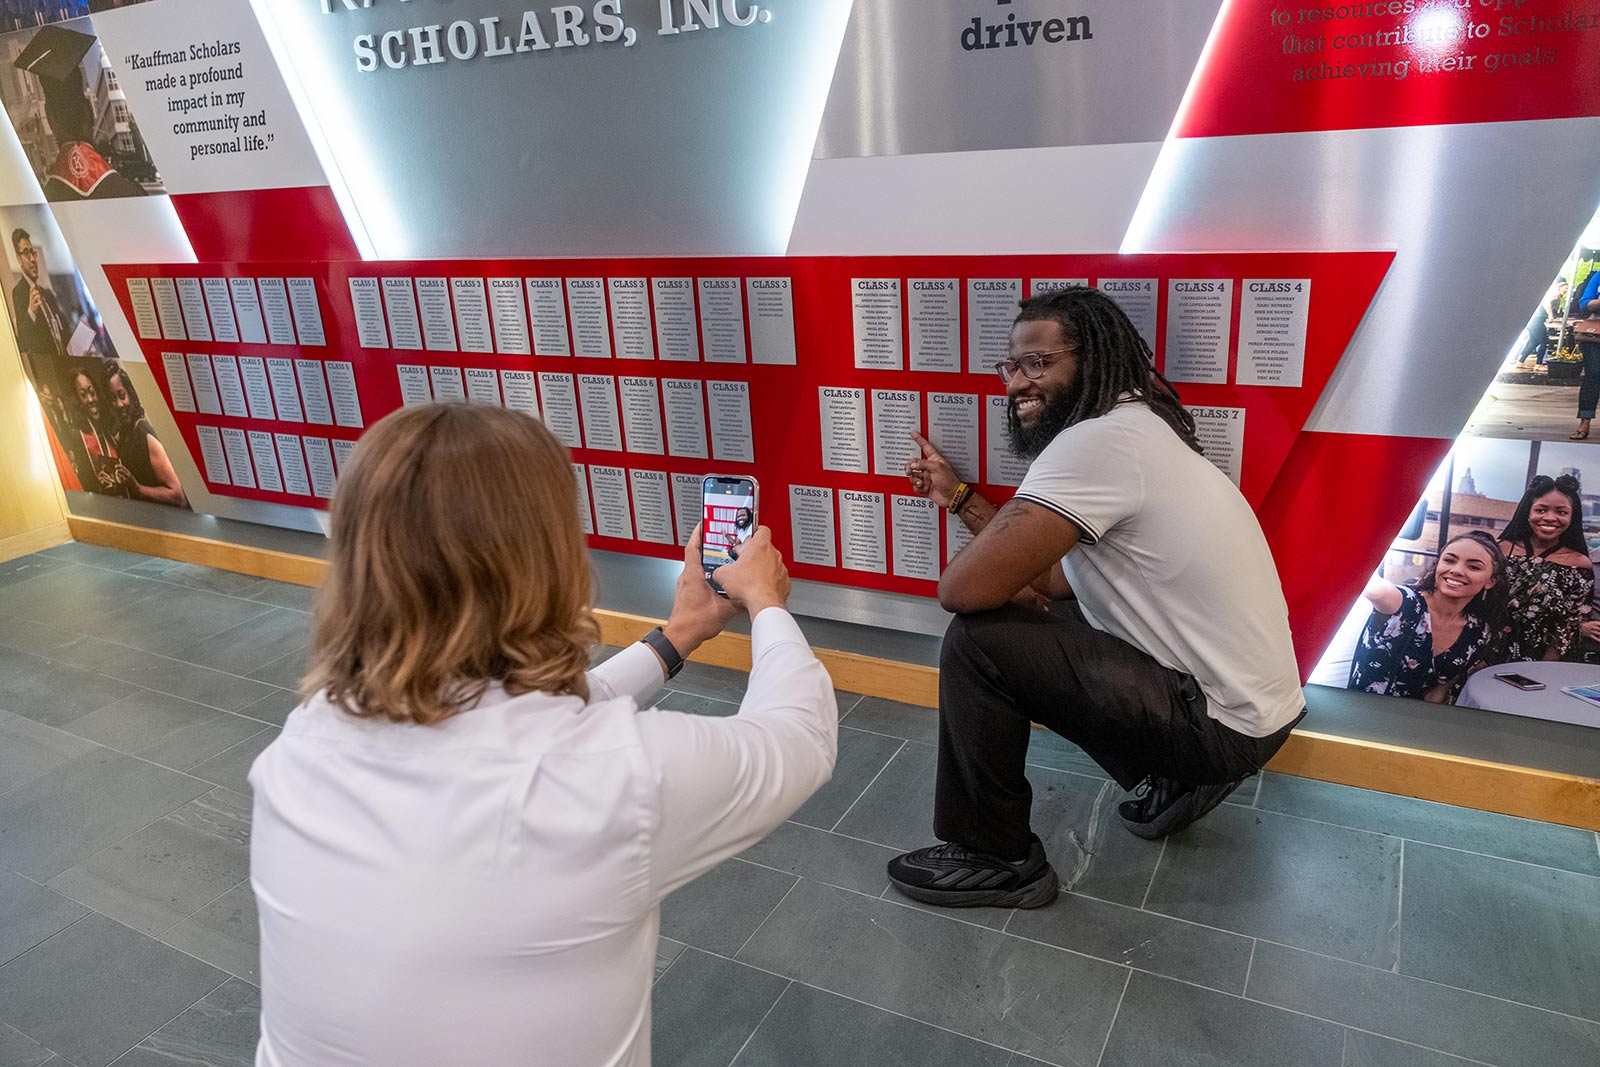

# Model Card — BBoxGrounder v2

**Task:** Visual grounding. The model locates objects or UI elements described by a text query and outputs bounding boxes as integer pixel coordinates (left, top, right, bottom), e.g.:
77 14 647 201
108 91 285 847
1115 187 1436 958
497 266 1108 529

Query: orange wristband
948 482 973 514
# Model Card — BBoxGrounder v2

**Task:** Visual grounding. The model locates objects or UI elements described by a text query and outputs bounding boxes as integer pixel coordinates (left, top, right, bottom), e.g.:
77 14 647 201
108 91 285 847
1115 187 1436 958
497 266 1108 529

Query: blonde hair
303 403 599 724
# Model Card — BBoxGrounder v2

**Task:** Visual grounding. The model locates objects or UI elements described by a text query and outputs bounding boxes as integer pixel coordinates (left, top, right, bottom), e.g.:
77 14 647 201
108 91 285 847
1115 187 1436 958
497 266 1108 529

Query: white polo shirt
1014 401 1303 737
249 608 837 1067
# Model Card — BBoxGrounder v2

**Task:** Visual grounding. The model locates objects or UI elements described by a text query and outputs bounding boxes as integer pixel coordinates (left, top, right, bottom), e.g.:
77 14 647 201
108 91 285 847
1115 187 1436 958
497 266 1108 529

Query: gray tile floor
1 542 1598 1066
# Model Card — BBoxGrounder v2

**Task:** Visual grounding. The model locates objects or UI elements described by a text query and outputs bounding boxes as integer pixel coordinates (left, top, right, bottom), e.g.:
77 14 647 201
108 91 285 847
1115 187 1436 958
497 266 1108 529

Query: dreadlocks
1014 286 1204 455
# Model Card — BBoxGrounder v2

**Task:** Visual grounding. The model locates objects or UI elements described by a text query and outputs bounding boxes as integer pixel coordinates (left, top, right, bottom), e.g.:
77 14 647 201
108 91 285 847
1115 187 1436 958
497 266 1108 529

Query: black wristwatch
641 626 685 679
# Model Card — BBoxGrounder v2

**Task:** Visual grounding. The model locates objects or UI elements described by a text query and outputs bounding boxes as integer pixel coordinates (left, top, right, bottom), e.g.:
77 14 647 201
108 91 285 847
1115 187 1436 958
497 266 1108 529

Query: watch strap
642 626 685 680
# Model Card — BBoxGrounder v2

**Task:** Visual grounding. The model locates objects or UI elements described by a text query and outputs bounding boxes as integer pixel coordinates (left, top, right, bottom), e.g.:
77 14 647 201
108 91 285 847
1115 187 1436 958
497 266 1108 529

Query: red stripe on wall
1258 429 1452 680
1177 0 1600 139
170 187 360 263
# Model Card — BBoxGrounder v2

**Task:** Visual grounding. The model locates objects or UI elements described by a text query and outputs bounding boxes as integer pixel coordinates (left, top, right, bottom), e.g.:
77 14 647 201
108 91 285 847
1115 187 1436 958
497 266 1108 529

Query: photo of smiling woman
1495 473 1595 663
1348 530 1507 703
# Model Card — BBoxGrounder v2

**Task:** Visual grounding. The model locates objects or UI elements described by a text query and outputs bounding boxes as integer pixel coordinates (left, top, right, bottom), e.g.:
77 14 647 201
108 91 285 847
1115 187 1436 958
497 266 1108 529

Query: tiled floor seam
731 876 802 960
0 908 94 978
708 963 1026 1065
17 557 296 622
835 692 866 717
92 561 307 612
1234 935 1600 1027
0 631 291 717
825 738 907 834
1393 839 1405 974
1242 939 1258 997
153 874 252 941
29 759 236 902
59 708 275 764
653 949 684 987
102 974 234 1067
1138 838 1166 910
1344 1029 1505 1067
125 745 262 796
1093 969 1134 1067
1243 804 1600 880
820 717 1114 782
1126 963 1512 1067
235 694 298 727
724 978 793 1067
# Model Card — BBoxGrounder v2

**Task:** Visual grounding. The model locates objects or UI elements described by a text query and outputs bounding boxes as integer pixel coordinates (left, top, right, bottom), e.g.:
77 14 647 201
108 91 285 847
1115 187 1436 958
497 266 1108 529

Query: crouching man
888 287 1305 910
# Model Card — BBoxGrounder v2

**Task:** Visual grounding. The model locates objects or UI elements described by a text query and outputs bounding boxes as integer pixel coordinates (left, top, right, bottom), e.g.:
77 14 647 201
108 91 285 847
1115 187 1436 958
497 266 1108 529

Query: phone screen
702 476 757 584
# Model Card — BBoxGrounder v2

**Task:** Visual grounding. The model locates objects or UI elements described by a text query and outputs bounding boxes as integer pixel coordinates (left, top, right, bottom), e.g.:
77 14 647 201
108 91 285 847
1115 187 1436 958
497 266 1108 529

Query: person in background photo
68 361 125 493
104 361 186 508
17 24 152 202
1570 270 1600 439
22 350 90 481
10 228 66 359
1348 531 1506 703
249 404 836 1066
1495 473 1594 663
1572 579 1600 665
734 505 755 544
1516 277 1567 367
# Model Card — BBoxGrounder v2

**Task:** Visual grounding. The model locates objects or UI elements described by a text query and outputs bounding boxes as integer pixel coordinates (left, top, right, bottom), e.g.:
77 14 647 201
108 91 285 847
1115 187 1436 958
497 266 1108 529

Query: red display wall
104 252 1392 613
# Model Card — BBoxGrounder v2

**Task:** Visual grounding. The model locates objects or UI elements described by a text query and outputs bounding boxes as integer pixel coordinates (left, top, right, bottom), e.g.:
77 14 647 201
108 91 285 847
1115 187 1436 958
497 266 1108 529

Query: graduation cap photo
0 15 161 199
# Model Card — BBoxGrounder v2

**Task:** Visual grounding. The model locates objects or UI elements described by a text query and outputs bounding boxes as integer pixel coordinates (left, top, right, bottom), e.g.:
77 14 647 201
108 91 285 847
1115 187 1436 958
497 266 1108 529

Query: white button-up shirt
249 608 837 1066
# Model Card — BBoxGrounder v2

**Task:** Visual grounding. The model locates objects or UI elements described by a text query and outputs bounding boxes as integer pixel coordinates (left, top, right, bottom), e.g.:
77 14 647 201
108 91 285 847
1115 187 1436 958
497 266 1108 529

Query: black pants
1579 341 1600 419
934 603 1303 861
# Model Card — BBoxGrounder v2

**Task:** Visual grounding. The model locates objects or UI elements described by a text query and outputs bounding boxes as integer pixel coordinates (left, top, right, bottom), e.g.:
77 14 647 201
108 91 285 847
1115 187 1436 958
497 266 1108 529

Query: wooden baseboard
68 516 325 586
63 517 1600 832
0 519 70 563
1266 730 1600 831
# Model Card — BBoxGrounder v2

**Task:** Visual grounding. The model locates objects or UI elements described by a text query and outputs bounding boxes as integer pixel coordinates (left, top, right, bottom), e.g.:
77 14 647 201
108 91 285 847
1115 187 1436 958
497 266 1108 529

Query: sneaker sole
887 864 1060 910
1120 777 1247 841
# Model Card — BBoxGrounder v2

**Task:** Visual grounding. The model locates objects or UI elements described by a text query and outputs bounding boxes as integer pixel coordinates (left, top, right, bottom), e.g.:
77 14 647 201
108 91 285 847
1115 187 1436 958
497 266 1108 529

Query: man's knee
940 605 1041 675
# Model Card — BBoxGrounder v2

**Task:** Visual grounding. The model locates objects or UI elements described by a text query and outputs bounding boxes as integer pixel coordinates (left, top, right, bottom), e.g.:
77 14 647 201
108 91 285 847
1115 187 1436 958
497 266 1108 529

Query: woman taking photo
248 404 837 1066
1497 473 1594 663
1348 530 1506 703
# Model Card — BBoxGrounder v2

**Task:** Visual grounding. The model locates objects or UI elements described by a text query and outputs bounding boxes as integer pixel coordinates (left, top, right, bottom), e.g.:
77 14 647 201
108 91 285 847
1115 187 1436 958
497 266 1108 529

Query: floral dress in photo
1348 586 1492 702
1499 555 1594 663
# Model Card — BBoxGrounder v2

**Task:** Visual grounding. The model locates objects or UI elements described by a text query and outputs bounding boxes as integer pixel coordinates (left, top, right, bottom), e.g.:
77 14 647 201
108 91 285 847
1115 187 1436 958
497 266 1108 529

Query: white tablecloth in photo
1457 662 1600 728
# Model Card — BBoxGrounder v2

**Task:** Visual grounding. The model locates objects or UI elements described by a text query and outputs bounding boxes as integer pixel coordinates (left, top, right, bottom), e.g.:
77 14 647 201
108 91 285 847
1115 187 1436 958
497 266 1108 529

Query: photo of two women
1326 437 1600 721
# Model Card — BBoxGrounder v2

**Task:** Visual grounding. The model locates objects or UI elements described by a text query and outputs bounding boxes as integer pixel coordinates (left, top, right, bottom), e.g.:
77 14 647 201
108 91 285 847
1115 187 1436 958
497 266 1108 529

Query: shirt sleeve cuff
591 640 668 705
750 606 808 653
1012 492 1102 544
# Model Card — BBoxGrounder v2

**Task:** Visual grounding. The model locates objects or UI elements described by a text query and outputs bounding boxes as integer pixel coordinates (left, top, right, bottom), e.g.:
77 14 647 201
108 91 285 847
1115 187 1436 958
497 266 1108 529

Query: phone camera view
702 478 756 578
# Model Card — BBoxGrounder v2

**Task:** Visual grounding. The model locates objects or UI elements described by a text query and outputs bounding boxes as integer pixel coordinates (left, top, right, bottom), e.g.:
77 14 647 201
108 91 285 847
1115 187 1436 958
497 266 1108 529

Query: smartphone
701 475 758 595
1496 672 1546 691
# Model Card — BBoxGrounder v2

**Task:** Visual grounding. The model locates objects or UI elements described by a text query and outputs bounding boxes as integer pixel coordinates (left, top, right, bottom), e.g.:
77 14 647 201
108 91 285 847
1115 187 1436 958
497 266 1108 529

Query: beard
1005 386 1080 459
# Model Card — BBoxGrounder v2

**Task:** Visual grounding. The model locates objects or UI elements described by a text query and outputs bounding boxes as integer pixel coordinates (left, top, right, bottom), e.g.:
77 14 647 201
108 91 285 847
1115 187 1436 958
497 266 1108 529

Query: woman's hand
1581 620 1600 643
714 527 790 618
904 431 962 509
662 524 739 659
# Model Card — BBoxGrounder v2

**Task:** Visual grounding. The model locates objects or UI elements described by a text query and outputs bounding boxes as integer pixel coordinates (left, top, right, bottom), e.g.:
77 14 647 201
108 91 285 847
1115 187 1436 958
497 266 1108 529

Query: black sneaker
886 835 1059 909
1117 774 1250 840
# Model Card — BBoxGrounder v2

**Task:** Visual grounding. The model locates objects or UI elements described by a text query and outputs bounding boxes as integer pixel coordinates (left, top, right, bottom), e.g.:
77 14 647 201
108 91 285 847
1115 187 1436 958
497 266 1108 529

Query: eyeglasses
994 348 1073 384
